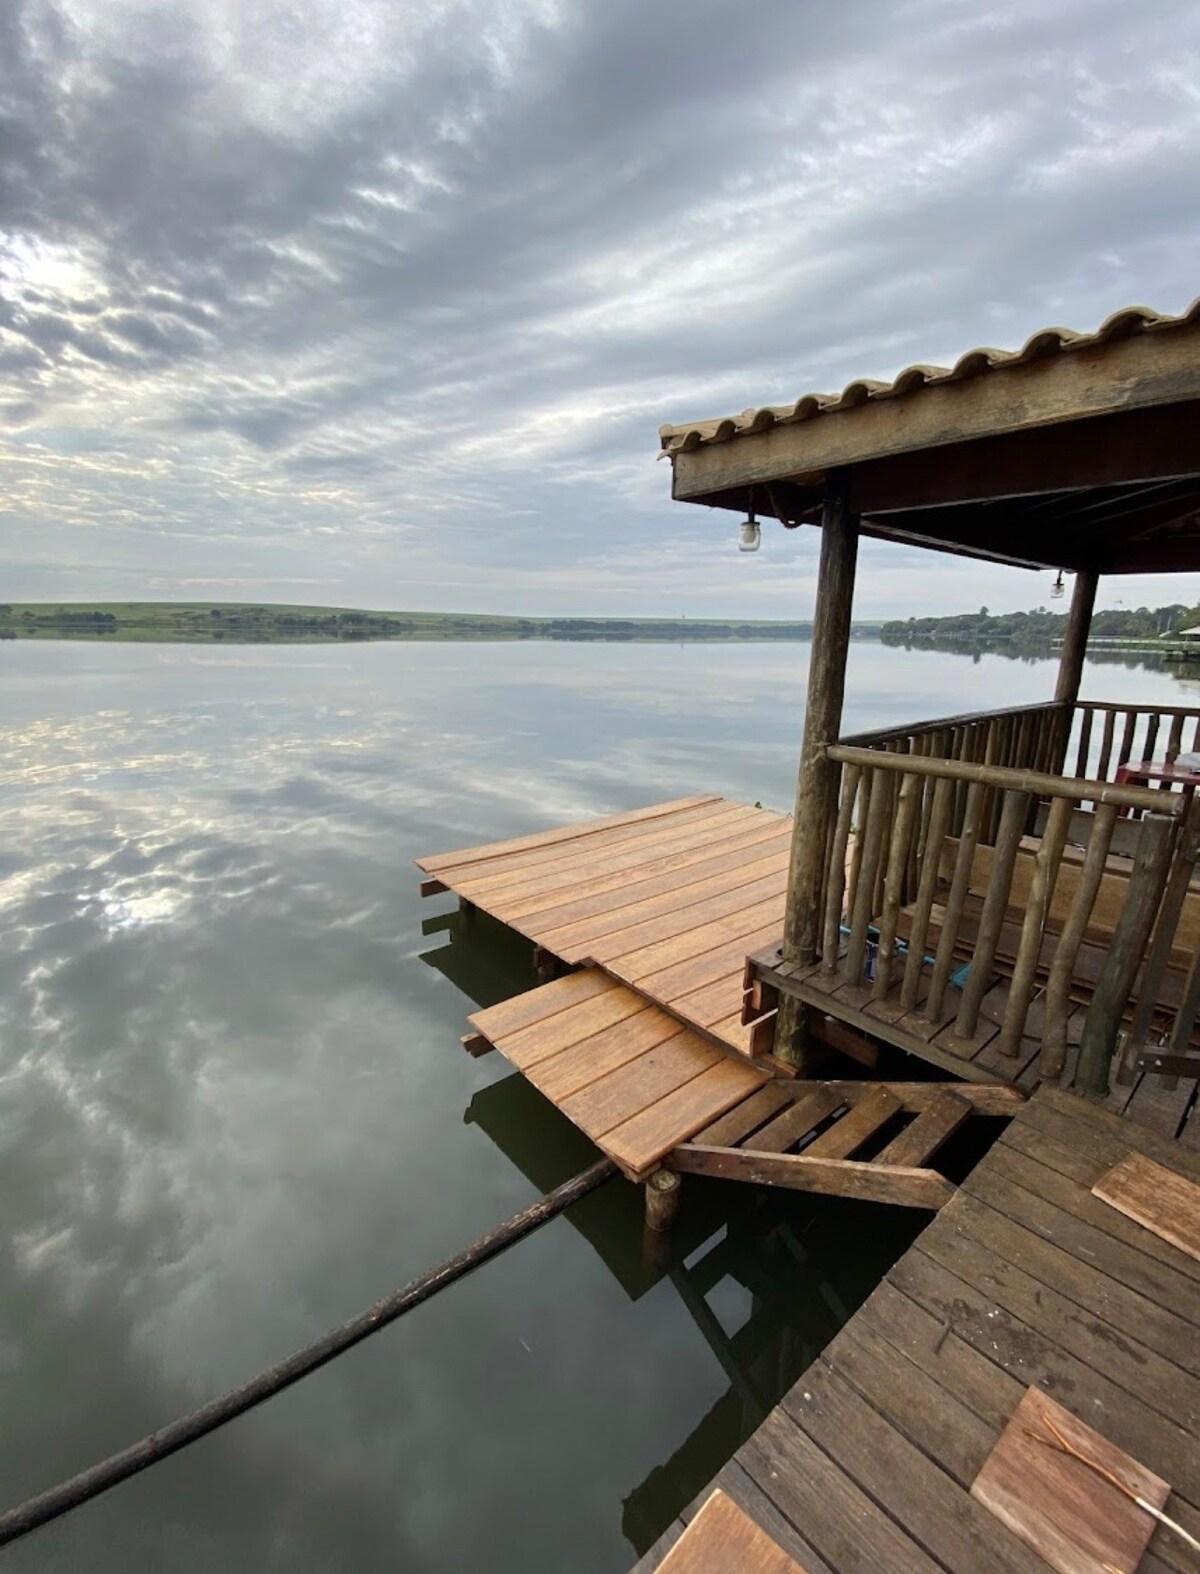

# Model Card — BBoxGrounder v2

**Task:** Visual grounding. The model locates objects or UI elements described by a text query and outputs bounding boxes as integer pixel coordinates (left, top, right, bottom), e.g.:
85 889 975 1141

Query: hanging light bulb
738 512 761 553
1051 571 1065 600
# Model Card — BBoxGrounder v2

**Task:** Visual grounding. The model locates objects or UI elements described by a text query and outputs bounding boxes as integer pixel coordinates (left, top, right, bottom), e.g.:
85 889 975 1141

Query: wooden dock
417 795 1194 1144
633 1086 1200 1574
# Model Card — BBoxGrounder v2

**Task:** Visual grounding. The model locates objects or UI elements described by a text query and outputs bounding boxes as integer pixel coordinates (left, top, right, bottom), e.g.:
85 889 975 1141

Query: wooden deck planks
418 796 789 1062
633 1085 1200 1574
468 971 768 1181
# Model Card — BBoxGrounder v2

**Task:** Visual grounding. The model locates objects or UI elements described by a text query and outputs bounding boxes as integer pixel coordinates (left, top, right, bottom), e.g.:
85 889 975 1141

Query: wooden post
776 473 859 1068
644 1168 681 1232
1053 569 1098 771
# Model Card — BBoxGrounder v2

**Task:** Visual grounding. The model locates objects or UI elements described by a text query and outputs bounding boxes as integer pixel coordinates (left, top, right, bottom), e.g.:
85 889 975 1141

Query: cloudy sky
3 0 1199 619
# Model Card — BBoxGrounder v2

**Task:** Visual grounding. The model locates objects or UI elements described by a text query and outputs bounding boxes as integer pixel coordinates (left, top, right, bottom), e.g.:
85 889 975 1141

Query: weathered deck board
632 1086 1200 1574
469 973 769 1181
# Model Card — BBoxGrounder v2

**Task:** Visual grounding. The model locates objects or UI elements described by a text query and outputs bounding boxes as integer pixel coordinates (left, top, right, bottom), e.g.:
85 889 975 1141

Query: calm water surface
1 639 1194 1572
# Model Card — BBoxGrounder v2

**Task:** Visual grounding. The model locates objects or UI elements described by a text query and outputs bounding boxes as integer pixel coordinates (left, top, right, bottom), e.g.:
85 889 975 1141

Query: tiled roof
659 298 1200 454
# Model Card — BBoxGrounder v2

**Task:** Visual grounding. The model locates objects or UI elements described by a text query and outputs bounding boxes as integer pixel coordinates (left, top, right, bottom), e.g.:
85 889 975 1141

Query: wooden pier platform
634 1086 1200 1574
418 796 1195 1142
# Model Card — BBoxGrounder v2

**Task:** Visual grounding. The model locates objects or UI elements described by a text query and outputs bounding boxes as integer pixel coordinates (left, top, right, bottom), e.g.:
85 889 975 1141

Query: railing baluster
844 768 873 928
1074 704 1093 780
1118 708 1138 769
842 764 890 985
1041 802 1118 1080
900 774 953 1013
1144 711 1161 764
996 795 1072 1059
953 789 1028 1040
1166 713 1185 765
1097 709 1116 780
872 771 921 1001
1075 813 1176 1095
821 763 861 975
923 780 984 1022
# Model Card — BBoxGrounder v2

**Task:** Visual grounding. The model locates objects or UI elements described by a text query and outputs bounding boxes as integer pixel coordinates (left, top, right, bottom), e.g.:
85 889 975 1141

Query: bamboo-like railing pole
872 771 921 1001
953 789 1028 1040
923 780 985 1023
996 795 1072 1059
1040 802 1118 1080
821 763 860 974
1075 814 1176 1094
842 765 890 985
1097 709 1116 780
900 774 953 1013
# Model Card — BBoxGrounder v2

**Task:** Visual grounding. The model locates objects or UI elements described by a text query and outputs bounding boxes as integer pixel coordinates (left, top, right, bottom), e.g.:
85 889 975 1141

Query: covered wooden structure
660 299 1200 1101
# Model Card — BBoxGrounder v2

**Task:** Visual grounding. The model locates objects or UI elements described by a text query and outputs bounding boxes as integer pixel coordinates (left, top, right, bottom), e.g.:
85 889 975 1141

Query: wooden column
776 473 859 1067
1054 568 1098 706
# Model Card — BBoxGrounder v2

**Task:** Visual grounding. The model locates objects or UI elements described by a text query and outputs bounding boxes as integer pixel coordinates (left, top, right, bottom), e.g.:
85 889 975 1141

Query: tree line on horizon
881 600 1200 649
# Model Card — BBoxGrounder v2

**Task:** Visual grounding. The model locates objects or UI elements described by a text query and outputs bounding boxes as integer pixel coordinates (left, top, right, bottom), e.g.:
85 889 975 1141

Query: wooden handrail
841 700 1061 749
826 743 1189 817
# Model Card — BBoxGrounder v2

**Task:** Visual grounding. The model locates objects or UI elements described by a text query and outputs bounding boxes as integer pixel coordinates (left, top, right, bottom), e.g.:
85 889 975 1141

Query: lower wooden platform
634 1086 1200 1574
467 972 770 1181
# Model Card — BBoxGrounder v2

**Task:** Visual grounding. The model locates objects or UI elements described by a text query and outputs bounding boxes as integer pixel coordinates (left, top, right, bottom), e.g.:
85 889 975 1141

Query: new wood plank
560 1032 721 1137
468 969 607 1040
519 830 790 934
501 986 647 1070
417 794 721 872
533 1008 686 1104
612 896 787 983
875 1090 971 1168
637 922 783 1004
1093 1151 1200 1264
656 1489 809 1574
605 1057 769 1179
484 811 779 914
545 860 790 965
453 802 754 893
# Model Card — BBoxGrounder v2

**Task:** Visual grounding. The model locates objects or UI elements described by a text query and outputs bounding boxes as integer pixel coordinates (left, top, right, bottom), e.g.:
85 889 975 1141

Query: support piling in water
644 1169 681 1233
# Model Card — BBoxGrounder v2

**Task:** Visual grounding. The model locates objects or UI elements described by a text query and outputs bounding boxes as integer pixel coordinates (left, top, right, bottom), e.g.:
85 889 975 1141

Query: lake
1 637 1194 1572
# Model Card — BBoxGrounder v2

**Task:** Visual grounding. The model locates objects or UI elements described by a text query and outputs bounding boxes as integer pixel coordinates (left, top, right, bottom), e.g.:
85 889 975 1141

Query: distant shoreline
0 601 884 645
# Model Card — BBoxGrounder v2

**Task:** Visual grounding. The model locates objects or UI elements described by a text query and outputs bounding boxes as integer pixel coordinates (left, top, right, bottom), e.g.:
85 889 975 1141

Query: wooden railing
1065 700 1200 787
819 743 1196 1093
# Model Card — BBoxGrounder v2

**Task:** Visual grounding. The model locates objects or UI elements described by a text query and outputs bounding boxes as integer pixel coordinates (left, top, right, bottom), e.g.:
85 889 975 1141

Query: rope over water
0 1157 617 1549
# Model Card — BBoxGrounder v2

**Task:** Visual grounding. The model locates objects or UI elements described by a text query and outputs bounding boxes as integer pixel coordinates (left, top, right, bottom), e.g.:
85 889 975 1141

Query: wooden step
803 1086 901 1159
874 1090 972 1168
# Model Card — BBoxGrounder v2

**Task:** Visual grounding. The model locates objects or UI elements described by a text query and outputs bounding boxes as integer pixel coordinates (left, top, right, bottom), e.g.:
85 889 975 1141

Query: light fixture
1051 571 1065 600
738 512 761 553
